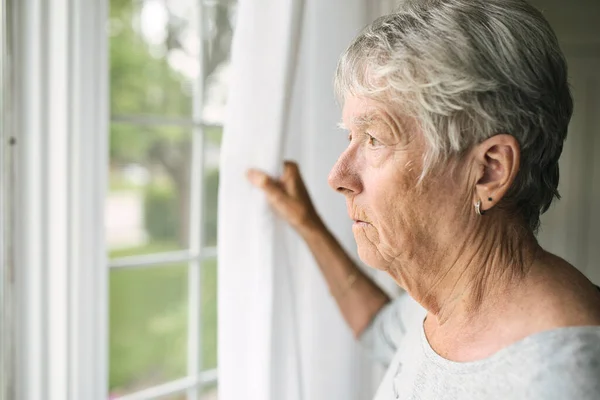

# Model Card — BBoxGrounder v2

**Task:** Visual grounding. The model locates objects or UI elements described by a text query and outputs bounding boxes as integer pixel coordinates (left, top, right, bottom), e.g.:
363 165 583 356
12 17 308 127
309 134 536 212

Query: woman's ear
473 134 520 212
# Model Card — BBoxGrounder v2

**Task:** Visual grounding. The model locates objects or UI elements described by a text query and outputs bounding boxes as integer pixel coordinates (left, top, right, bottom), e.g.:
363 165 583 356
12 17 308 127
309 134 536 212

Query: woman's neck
398 218 541 329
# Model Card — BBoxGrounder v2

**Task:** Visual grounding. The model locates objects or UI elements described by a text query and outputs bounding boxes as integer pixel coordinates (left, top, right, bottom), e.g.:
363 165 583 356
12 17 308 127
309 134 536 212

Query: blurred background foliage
108 0 232 395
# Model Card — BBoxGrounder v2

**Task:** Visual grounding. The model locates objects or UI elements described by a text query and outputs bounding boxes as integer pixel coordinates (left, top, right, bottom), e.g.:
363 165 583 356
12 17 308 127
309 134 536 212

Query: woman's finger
247 165 319 229
247 169 288 207
247 169 269 187
282 161 300 195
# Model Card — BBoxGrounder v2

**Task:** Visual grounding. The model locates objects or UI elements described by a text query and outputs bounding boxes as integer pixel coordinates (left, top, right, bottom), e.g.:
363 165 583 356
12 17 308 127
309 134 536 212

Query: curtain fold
218 1 389 399
218 1 305 399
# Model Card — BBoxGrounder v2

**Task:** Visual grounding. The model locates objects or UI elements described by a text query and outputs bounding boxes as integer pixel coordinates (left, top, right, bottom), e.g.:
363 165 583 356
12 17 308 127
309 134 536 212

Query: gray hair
335 0 573 232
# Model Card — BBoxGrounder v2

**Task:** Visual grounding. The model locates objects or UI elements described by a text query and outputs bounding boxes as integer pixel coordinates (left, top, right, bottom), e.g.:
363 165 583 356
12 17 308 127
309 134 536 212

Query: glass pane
109 264 189 397
203 125 221 248
107 123 192 257
200 384 218 399
109 0 200 117
201 258 218 371
202 1 236 125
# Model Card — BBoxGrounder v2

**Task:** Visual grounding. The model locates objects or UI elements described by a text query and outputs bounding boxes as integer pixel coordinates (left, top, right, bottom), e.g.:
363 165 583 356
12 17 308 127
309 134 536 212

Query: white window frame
12 0 109 399
12 0 222 398
1 0 15 397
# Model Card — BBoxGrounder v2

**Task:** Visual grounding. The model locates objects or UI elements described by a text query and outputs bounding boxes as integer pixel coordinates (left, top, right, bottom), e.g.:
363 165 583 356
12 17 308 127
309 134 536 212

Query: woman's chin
356 243 389 272
352 227 383 270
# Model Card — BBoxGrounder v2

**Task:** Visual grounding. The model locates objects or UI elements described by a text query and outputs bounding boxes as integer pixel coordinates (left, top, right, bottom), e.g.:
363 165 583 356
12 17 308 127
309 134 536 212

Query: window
106 0 235 398
0 0 14 396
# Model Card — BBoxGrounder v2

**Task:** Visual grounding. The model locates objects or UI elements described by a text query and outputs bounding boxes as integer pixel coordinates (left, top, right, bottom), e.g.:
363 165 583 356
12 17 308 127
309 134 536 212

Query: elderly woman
247 0 600 398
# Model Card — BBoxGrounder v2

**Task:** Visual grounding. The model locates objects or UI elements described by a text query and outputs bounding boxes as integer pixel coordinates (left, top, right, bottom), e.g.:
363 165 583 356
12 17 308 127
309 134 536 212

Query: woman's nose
328 150 361 195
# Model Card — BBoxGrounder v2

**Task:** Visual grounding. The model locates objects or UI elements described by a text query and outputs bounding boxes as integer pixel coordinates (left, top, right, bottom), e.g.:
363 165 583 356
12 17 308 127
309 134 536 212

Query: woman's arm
301 222 391 338
247 161 390 337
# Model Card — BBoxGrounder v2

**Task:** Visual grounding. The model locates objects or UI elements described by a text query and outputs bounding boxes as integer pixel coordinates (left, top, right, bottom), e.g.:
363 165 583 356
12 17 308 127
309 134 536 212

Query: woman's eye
367 133 381 147
347 133 353 142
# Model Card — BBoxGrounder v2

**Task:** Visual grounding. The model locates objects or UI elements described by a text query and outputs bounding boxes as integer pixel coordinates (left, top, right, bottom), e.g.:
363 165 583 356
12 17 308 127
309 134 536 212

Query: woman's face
329 96 470 276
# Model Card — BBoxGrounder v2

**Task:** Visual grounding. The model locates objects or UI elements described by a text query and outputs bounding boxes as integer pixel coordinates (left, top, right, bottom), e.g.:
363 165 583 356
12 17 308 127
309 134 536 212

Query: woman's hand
248 161 390 336
247 161 325 237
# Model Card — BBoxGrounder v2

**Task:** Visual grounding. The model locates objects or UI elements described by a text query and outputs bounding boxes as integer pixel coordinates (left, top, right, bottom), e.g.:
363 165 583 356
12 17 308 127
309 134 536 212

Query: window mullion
109 250 200 269
114 376 198 400
187 0 206 398
112 368 218 400
110 114 223 130
111 114 200 128
68 0 110 399
201 246 217 260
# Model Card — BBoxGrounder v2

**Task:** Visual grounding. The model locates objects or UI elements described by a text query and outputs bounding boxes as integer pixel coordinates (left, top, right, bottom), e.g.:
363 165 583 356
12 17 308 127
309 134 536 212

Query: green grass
109 242 218 394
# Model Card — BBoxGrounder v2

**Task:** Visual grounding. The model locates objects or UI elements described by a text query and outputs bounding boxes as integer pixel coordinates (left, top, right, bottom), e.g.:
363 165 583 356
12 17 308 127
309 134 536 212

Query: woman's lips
353 220 370 226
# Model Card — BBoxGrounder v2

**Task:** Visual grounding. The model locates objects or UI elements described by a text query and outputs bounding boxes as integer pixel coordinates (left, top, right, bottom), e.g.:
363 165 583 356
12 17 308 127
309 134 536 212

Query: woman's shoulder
532 255 600 326
521 326 600 398
506 325 600 375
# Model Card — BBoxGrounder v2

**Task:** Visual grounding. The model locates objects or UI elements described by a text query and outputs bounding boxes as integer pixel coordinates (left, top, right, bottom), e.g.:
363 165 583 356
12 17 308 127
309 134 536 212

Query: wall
531 0 600 284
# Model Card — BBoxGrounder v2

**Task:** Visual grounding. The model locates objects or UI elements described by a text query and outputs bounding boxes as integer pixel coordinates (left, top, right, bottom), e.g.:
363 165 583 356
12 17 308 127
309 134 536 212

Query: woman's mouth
353 220 370 226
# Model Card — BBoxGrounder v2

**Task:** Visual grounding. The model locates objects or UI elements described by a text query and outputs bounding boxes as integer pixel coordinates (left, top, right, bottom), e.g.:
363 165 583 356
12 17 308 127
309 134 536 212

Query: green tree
110 0 232 246
108 0 229 393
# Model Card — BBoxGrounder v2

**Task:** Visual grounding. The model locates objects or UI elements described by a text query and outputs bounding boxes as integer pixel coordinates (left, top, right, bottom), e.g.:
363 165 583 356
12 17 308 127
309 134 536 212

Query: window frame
1 0 15 397
106 0 222 398
11 0 226 397
12 0 109 399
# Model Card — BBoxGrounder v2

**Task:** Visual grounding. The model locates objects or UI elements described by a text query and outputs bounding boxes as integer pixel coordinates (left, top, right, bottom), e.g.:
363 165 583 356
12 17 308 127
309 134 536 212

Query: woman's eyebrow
354 113 378 128
338 112 380 131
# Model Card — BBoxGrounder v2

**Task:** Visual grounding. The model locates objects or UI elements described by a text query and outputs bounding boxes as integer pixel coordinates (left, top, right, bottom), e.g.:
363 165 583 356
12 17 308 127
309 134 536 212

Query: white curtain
218 1 396 399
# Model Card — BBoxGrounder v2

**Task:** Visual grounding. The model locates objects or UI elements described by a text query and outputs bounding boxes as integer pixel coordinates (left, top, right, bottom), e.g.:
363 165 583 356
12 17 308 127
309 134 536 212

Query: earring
475 199 484 216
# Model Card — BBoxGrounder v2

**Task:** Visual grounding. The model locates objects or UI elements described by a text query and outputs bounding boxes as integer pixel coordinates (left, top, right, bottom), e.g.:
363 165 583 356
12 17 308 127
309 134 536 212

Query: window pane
107 124 192 257
109 0 200 118
202 0 236 125
201 258 218 371
200 384 218 400
203 125 221 248
109 264 188 397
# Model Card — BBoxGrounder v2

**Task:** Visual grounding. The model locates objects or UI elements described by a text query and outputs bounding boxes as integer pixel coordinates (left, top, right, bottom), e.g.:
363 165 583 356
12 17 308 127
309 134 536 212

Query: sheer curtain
218 1 396 399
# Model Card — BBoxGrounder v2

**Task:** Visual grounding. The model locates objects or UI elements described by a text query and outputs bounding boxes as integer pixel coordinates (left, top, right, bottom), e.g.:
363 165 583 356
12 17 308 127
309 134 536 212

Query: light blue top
360 293 600 400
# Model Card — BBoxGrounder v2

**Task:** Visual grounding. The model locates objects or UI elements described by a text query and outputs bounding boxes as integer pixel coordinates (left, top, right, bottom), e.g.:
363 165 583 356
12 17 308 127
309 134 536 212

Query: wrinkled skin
328 96 478 290
248 95 600 363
